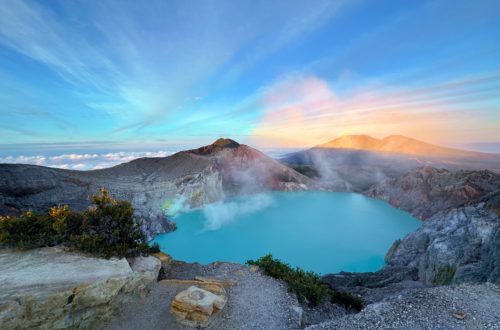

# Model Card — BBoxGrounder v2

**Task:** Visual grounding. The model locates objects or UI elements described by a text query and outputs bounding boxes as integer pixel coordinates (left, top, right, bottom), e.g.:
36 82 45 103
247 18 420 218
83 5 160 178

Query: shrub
0 188 157 258
432 265 456 286
0 212 61 249
384 238 401 263
247 254 363 310
247 254 326 306
149 242 161 253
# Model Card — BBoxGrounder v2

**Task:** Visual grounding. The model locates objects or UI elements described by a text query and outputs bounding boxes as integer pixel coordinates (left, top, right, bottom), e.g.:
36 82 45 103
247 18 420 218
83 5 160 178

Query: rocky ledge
0 247 161 329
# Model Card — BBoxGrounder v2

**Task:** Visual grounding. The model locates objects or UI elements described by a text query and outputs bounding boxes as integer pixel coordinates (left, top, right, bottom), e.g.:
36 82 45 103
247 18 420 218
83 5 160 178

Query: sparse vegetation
0 188 158 258
432 265 457 286
247 254 363 310
385 238 401 263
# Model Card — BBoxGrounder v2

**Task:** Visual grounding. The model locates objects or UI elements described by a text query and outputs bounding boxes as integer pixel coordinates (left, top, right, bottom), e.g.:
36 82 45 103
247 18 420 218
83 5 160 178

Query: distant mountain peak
316 134 487 157
189 138 242 155
211 138 240 148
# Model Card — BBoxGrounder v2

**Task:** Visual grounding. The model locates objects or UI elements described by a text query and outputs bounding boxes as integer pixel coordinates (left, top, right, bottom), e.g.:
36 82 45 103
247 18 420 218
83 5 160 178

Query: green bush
432 265 456 286
0 188 157 258
247 254 363 310
0 211 61 249
149 242 161 253
247 254 325 306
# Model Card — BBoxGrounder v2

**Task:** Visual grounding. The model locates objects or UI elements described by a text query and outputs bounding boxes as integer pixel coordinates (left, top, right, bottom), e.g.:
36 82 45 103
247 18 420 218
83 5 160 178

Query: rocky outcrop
0 247 161 329
0 139 312 239
367 167 500 219
385 191 500 285
170 285 227 327
322 266 424 305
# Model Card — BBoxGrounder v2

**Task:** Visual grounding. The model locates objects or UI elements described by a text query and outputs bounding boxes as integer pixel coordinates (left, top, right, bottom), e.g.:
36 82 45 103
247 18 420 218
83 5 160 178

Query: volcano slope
0 139 312 239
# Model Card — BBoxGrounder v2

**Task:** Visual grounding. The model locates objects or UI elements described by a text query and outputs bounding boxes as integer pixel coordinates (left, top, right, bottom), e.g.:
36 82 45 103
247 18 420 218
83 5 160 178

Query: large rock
0 247 160 329
170 285 227 327
123 256 161 293
386 191 500 285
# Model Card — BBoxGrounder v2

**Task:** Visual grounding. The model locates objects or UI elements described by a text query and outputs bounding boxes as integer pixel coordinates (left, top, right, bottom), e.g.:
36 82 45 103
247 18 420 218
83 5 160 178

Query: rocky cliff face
366 166 500 219
320 166 500 309
385 191 500 285
361 167 500 286
0 139 312 239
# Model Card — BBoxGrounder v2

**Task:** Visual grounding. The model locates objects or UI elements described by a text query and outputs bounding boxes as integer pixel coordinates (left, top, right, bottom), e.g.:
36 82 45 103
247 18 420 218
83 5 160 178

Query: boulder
0 247 160 329
170 285 227 327
123 256 161 292
386 191 500 285
151 251 172 266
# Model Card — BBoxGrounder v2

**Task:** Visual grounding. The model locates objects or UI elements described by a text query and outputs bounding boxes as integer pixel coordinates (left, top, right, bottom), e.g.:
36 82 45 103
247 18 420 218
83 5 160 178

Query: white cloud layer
0 151 173 170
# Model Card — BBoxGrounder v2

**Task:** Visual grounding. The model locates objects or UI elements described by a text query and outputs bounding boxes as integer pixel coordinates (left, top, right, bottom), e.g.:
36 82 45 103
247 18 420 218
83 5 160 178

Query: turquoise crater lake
152 191 421 274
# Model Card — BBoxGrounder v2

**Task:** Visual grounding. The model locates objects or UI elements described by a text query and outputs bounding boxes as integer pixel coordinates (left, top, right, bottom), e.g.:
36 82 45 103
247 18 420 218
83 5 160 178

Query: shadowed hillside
283 135 500 192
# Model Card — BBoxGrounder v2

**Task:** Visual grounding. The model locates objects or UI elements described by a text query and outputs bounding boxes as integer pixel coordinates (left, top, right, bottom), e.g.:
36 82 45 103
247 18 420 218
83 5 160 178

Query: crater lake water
152 191 421 274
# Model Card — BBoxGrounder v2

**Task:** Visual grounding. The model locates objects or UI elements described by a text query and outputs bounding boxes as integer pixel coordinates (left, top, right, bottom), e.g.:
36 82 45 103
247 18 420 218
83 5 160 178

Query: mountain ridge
316 134 499 158
0 138 312 239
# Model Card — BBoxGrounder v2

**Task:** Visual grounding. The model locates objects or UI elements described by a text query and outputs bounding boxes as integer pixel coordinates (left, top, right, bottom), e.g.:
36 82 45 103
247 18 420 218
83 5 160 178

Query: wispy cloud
251 73 500 146
0 0 498 148
0 150 173 170
0 0 348 138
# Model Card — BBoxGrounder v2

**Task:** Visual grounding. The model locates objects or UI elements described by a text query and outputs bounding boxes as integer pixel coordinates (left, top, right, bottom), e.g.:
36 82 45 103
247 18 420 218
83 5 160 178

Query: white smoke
201 193 274 230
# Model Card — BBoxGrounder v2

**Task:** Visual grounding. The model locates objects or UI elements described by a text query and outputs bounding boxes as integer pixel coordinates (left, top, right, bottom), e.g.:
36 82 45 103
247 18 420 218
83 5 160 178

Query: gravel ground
302 298 350 327
99 261 304 330
307 283 500 330
99 260 500 330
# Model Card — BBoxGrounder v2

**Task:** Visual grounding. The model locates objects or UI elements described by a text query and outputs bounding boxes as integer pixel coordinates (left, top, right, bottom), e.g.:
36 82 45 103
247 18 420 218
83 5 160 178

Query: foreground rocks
383 190 500 285
170 285 227 327
307 283 500 330
0 247 160 329
101 261 304 330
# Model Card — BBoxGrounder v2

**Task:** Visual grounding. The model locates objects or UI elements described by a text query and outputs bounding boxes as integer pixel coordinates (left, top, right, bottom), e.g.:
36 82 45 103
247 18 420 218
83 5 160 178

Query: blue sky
0 0 499 160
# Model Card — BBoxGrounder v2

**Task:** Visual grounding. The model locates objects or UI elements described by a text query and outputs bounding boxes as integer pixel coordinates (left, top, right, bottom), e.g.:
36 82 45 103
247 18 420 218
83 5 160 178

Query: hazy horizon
1 134 500 171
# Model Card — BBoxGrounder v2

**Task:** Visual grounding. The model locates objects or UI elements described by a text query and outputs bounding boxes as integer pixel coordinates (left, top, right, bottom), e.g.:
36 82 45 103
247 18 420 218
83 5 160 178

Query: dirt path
99 261 303 330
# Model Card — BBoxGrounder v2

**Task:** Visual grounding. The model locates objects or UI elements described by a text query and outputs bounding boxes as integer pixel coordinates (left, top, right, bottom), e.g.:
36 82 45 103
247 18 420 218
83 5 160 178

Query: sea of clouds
0 151 174 170
0 146 301 171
